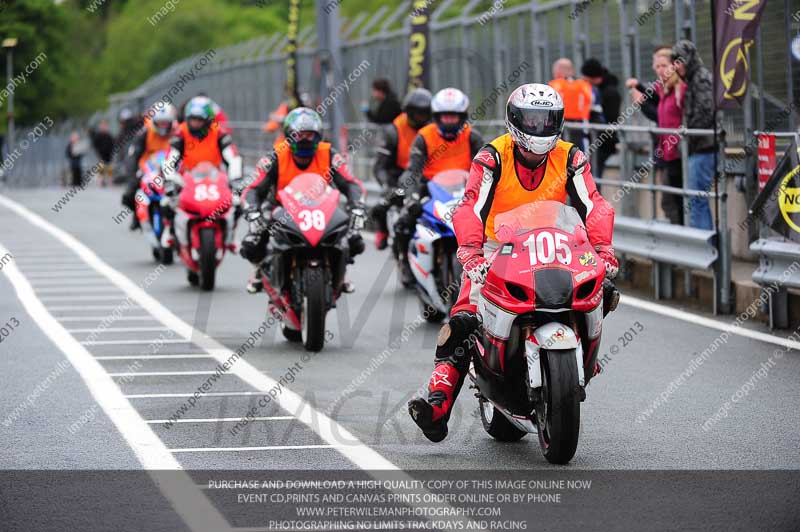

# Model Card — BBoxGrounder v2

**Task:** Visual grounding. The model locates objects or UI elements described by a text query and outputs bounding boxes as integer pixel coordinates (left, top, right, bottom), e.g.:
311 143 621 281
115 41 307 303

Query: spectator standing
581 58 621 180
549 58 592 147
672 39 716 230
90 120 115 187
65 131 87 187
627 45 685 225
365 79 402 125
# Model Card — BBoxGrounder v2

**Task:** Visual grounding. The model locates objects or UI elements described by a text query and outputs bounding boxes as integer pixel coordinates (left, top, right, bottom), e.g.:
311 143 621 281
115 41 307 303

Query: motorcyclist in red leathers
408 83 619 442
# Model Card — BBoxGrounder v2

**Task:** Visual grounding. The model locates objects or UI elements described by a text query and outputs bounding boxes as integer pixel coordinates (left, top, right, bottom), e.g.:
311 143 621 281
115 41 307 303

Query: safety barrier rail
750 238 800 329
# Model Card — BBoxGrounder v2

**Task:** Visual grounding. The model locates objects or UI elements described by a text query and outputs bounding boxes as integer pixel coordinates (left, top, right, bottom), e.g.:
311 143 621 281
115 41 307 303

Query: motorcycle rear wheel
199 227 216 291
302 267 326 352
479 396 527 442
536 349 581 464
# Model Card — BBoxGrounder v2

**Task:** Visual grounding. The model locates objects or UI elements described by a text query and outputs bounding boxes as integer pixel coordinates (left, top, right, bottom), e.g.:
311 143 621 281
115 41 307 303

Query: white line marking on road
96 354 214 360
49 305 132 311
36 286 123 294
169 445 337 453
31 280 115 287
40 295 127 302
57 315 156 322
146 416 294 424
125 392 260 399
621 294 800 350
0 240 232 532
67 326 171 333
109 370 222 377
24 272 104 279
81 339 190 346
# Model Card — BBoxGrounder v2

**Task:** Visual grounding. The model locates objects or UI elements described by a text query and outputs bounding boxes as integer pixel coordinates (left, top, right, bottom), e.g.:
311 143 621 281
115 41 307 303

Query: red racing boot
408 363 463 442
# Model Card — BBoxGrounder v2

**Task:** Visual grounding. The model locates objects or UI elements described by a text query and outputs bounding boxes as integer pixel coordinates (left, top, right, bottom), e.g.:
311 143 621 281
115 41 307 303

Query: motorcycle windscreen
493 200 587 243
140 150 168 194
277 173 341 247
429 170 468 195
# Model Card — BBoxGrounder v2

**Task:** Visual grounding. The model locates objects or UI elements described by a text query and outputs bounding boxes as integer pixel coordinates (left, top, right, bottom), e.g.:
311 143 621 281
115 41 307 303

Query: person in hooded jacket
671 39 717 230
581 58 621 181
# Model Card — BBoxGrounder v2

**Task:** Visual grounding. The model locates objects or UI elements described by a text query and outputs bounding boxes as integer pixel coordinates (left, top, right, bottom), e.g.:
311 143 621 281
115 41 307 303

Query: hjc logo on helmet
531 100 554 107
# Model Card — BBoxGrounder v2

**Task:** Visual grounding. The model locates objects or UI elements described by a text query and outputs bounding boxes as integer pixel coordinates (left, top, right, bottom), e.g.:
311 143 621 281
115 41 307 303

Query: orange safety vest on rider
548 78 592 121
484 133 572 242
393 113 418 169
418 123 473 179
276 141 332 193
178 121 223 170
139 127 172 165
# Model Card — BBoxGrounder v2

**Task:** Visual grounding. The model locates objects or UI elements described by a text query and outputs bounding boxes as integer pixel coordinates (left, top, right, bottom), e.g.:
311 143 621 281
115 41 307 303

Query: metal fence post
716 132 732 314
316 0 345 151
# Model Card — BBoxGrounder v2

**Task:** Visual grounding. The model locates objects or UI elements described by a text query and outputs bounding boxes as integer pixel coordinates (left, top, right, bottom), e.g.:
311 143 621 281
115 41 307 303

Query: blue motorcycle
407 170 468 322
134 150 173 265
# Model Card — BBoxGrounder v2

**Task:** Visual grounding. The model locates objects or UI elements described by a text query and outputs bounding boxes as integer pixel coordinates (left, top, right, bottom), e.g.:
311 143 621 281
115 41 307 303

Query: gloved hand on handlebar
595 244 619 279
458 245 490 285
348 203 366 231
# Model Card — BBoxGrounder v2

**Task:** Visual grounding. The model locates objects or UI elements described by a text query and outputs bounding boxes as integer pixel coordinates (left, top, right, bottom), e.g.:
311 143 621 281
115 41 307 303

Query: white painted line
50 305 138 311
32 280 115 288
25 272 104 279
0 240 232 532
81 338 190 346
126 391 261 399
621 294 800 350
95 354 214 360
67 326 171 333
170 445 337 453
109 370 222 377
36 286 123 294
40 295 126 302
57 315 156 322
0 194 399 466
146 416 293 424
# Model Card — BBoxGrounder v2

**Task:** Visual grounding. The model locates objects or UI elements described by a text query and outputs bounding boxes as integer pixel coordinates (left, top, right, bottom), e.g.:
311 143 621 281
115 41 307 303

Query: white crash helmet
151 102 177 136
431 87 470 140
505 83 565 155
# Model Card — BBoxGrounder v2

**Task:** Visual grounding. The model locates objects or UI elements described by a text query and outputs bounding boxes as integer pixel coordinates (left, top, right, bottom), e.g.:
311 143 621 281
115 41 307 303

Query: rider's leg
370 201 390 250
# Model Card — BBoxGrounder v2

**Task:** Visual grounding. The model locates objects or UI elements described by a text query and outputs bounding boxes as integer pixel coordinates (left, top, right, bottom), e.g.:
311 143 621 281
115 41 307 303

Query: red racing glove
458 245 490 285
595 244 619 279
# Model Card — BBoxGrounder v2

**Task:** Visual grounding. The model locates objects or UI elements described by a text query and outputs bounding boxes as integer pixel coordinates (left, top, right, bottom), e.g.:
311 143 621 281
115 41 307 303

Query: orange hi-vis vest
140 127 171 165
484 133 572 242
548 78 592 121
419 123 473 179
179 122 223 170
276 141 332 193
393 113 418 169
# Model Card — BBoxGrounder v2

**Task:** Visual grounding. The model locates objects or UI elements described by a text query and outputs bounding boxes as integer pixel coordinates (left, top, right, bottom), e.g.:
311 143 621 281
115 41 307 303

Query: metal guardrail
614 215 718 307
750 238 800 329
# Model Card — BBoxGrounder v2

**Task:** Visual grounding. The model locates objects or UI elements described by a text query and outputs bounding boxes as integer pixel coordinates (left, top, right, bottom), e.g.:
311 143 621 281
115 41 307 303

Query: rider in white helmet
121 101 177 230
392 87 484 285
408 83 619 443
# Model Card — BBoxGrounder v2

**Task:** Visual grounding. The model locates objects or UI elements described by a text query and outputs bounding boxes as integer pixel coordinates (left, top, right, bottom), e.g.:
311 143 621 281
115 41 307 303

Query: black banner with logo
406 0 432 92
286 0 302 109
750 138 800 242
713 0 766 109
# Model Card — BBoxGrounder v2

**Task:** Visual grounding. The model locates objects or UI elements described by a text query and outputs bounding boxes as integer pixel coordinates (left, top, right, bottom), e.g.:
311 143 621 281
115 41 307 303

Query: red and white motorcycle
470 200 607 464
168 162 236 290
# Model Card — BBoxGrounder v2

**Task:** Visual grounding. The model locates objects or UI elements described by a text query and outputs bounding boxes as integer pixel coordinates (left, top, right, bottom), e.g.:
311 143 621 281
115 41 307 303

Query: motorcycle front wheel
302 267 327 352
536 349 581 464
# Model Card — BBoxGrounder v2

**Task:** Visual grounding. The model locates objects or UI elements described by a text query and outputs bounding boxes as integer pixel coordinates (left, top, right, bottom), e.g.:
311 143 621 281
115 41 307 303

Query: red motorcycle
171 162 235 291
470 200 606 464
258 173 354 352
